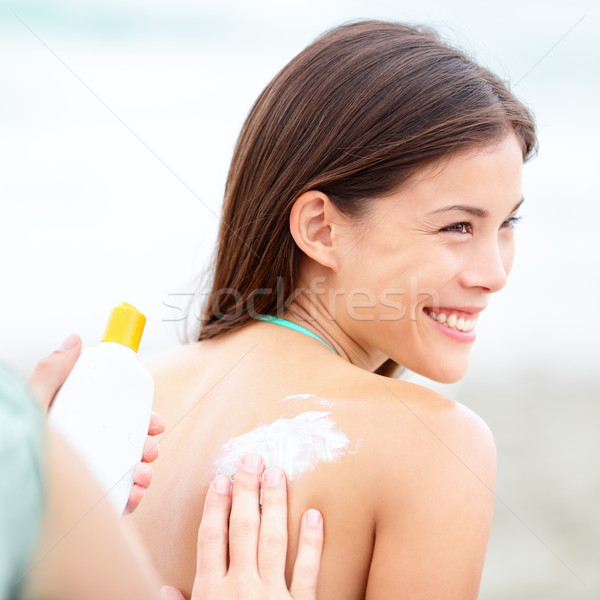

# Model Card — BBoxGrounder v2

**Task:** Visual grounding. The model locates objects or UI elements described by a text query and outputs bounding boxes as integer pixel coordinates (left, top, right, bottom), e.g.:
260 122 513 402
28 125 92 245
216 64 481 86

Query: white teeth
426 310 477 332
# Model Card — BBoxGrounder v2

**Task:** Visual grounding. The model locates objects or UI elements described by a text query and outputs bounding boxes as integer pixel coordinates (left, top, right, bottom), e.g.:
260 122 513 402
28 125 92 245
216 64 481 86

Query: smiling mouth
423 307 478 333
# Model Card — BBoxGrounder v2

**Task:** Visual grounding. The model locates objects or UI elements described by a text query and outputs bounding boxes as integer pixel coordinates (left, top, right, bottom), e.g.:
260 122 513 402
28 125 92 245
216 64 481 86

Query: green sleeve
0 365 46 600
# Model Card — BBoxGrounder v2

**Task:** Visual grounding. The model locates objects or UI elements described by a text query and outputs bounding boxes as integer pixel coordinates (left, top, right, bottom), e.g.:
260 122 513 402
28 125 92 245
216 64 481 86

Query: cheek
339 233 462 311
373 259 455 322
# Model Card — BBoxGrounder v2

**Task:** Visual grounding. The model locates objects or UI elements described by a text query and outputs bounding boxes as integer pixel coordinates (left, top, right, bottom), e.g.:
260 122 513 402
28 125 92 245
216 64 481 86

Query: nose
459 238 513 294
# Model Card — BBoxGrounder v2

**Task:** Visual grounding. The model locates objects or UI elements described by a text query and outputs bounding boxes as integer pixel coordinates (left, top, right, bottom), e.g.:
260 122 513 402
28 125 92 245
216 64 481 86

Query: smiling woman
128 19 537 599
338 136 527 382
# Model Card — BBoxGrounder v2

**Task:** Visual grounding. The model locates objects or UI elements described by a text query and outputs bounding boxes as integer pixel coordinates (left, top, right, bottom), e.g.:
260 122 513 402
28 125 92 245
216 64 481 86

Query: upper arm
365 399 497 600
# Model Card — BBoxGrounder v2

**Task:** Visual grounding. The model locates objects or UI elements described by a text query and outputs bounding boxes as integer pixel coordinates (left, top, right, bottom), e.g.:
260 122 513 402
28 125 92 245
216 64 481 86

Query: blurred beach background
1 0 598 597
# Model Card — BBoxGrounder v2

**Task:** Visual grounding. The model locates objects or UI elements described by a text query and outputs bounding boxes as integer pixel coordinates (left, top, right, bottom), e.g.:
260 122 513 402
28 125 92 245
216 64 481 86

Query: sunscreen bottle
48 302 154 514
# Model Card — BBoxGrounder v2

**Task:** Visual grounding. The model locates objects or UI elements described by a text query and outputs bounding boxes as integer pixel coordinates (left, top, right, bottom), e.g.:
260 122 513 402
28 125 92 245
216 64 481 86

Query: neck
283 285 387 373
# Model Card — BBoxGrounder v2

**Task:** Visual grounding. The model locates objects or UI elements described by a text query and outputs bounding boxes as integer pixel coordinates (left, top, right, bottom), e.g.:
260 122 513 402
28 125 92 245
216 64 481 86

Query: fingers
141 436 159 463
133 462 153 488
257 468 288 584
195 475 233 588
141 413 164 464
27 333 82 412
228 454 264 572
191 458 323 600
159 586 186 600
123 483 145 515
148 411 166 436
289 509 324 600
124 452 154 515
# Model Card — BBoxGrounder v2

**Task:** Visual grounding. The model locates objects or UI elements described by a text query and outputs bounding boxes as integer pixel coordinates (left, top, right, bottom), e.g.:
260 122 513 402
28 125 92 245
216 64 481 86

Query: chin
412 357 470 384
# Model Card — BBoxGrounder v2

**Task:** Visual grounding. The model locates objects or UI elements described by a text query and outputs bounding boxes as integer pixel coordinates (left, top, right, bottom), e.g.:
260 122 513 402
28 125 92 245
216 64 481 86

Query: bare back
129 321 496 599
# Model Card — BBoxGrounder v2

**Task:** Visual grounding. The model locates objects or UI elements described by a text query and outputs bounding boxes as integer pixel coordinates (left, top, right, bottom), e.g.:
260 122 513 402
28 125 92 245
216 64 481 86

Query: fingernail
263 468 283 487
212 475 232 495
152 412 166 428
306 509 322 527
59 333 78 351
242 453 263 473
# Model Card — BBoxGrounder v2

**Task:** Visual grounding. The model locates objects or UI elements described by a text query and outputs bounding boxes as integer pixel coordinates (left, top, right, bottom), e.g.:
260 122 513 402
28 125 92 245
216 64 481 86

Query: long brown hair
196 19 537 377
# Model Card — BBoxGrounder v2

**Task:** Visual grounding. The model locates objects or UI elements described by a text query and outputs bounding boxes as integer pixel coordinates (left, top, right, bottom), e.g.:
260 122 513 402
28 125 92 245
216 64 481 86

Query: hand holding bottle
28 331 164 514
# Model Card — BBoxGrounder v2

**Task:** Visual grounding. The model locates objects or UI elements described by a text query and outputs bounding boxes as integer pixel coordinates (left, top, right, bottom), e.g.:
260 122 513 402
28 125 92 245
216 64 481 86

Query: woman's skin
22 336 323 599
129 133 524 598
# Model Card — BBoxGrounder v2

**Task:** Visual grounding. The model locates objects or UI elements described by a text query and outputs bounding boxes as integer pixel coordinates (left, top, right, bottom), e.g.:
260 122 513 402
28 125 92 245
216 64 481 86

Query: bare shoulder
370 375 496 515
328 370 495 465
283 371 496 599
307 369 497 520
337 374 497 599
374 375 496 463
139 343 193 378
139 342 215 397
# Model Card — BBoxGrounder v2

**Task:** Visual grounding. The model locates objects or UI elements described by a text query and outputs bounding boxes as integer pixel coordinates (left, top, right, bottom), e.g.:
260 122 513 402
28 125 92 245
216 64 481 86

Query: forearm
24 428 162 600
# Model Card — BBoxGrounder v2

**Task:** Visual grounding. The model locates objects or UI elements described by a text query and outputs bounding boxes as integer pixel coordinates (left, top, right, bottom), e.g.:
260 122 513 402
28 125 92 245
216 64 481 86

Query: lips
422 306 486 335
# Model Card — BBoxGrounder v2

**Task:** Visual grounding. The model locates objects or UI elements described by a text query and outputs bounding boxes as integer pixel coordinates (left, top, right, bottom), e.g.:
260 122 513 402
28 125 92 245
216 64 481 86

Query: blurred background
1 0 598 597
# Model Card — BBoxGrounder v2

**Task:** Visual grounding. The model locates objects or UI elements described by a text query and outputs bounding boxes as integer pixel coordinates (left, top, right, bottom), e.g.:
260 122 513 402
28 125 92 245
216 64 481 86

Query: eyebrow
428 196 524 218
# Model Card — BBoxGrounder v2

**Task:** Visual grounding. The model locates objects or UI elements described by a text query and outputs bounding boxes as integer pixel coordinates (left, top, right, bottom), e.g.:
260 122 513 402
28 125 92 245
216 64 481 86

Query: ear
289 190 343 272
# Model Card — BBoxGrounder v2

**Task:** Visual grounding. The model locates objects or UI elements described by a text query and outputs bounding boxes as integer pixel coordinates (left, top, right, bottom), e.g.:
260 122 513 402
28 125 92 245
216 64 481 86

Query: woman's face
332 133 524 383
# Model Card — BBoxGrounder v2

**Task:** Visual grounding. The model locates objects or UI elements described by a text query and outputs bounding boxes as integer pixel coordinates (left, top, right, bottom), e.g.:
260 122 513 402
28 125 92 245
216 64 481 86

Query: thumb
27 333 82 413
159 587 186 600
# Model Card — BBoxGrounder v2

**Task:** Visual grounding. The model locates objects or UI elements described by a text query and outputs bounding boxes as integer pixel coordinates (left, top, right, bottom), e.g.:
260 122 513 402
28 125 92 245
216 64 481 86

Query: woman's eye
441 221 473 234
502 215 522 229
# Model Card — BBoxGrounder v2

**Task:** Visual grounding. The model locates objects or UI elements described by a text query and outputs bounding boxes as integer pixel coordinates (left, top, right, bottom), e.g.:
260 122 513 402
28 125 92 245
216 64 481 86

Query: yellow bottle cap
101 302 146 353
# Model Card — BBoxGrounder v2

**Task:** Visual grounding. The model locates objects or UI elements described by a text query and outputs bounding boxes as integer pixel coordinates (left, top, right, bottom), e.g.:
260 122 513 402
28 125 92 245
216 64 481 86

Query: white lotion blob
214 411 352 480
280 393 316 402
279 393 335 407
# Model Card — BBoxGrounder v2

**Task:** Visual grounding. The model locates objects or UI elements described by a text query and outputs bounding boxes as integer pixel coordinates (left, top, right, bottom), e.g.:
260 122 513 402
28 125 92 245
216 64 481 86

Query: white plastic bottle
48 302 154 515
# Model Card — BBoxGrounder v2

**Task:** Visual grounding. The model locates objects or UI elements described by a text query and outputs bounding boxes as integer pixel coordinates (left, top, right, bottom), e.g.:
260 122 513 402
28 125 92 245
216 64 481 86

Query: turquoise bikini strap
254 315 337 354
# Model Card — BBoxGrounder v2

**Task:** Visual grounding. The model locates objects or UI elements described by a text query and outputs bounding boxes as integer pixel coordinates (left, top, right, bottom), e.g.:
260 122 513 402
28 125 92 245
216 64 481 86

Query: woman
130 19 537 598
